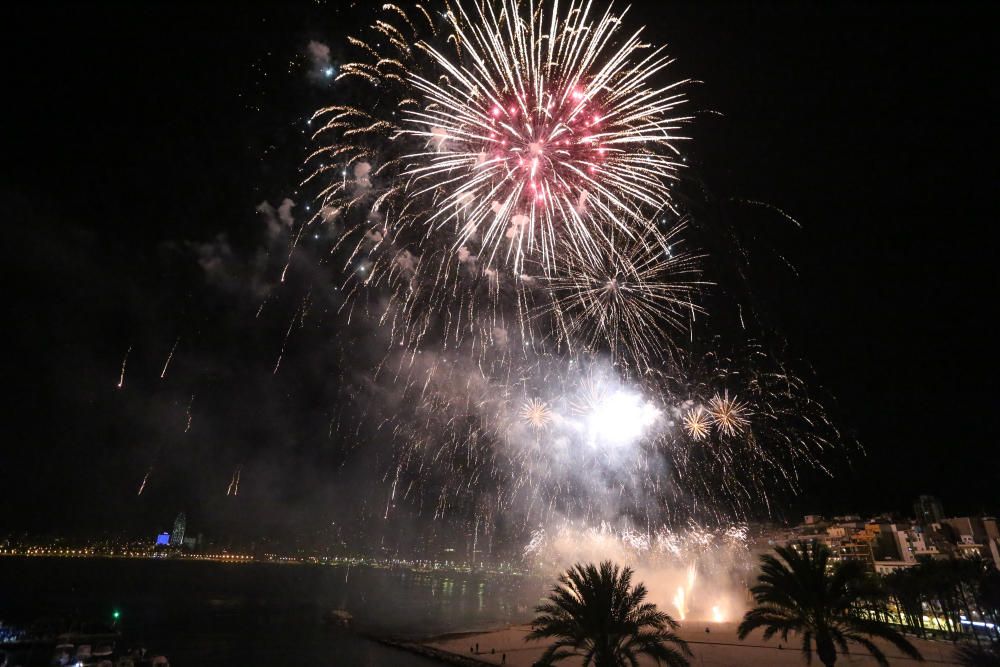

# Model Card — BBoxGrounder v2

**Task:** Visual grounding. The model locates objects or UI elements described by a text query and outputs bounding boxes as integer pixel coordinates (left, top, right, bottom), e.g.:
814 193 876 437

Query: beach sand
427 622 964 666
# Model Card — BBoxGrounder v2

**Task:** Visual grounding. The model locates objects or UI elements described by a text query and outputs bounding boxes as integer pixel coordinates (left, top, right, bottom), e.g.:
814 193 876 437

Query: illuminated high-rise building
170 512 186 546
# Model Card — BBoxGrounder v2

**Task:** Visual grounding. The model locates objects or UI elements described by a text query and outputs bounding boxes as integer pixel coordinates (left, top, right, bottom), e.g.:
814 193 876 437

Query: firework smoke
524 520 753 622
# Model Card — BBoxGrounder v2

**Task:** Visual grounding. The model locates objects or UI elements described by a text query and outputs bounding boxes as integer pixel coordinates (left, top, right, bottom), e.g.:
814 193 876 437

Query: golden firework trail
116 345 132 389
184 394 195 433
137 467 152 496
227 465 242 496
160 337 179 379
541 223 705 368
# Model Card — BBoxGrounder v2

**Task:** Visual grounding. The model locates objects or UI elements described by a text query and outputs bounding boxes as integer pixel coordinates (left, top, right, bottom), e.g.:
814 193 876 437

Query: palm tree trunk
916 593 927 638
957 582 981 647
818 637 838 667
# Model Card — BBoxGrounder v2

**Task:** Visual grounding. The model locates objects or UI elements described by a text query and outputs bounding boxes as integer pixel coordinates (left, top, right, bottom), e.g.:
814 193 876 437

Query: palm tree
885 567 927 637
527 560 691 666
738 541 924 667
981 566 1000 641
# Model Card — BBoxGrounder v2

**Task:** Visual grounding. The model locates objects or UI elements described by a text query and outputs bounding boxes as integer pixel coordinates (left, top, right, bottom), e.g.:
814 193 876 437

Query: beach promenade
425 622 965 666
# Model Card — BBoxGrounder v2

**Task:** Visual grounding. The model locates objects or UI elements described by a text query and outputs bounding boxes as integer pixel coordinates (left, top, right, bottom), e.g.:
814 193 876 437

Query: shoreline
381 621 967 666
363 634 497 667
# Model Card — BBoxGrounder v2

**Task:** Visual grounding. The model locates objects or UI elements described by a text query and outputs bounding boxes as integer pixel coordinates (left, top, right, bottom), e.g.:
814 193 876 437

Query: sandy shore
425 622 965 666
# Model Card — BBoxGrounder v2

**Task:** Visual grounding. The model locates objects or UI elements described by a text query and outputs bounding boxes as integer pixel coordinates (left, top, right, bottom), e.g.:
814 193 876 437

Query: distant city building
753 503 1000 573
890 524 931 563
985 517 1000 542
874 560 912 575
937 516 1000 567
155 532 170 546
170 513 186 547
913 495 945 525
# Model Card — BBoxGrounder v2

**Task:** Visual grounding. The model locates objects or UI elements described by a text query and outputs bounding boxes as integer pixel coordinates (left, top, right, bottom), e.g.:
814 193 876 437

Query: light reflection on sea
0 557 546 666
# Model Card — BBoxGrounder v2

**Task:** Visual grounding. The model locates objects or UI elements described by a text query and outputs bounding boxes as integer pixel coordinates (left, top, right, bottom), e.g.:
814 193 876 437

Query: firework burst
402 0 690 275
540 223 704 368
521 397 553 430
708 390 749 437
306 0 693 358
682 406 710 440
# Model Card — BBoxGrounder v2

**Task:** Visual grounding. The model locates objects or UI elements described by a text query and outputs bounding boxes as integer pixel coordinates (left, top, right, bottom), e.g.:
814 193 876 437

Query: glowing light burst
585 389 659 447
708 390 749 437
682 406 710 441
521 397 553 430
524 521 752 622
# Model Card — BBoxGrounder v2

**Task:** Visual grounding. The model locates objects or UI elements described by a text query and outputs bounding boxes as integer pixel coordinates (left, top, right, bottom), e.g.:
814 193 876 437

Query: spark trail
116 345 132 389
160 337 179 379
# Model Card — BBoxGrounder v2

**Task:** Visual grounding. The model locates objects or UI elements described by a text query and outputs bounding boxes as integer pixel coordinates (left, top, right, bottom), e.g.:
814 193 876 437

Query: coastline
379 622 967 666
365 634 497 667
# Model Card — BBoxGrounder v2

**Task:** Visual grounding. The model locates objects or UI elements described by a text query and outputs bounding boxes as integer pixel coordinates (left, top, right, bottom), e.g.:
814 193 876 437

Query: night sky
3 1 997 543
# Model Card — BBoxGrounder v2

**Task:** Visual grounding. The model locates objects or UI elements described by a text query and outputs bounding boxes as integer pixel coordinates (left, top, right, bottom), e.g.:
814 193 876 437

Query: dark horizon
3 1 997 544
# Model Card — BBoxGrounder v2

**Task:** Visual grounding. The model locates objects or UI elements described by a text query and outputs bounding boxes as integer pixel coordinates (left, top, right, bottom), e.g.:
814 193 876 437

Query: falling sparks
184 394 195 433
227 465 242 496
116 345 132 389
273 312 297 375
160 337 179 379
137 467 152 496
541 225 705 369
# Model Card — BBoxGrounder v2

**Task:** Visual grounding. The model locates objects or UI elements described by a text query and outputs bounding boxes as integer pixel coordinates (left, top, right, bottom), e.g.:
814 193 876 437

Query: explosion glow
584 390 659 448
524 521 752 621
